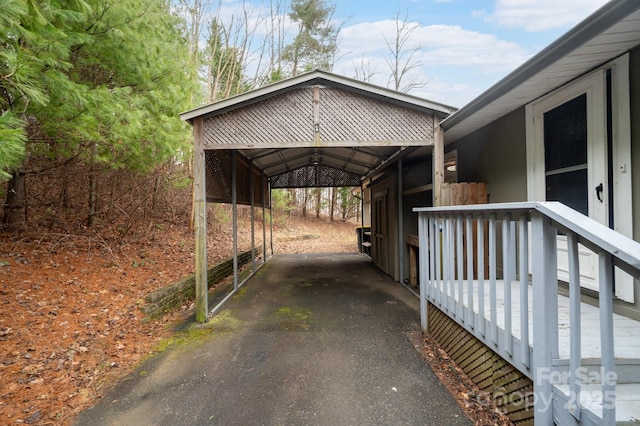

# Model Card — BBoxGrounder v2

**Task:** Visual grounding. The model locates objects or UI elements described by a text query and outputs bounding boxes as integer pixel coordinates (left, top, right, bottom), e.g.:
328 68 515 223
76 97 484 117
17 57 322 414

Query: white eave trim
440 0 640 138
180 69 457 123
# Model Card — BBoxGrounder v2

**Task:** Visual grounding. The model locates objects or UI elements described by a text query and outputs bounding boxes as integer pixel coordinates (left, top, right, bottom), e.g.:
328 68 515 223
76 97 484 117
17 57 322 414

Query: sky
329 0 612 108
210 0 613 109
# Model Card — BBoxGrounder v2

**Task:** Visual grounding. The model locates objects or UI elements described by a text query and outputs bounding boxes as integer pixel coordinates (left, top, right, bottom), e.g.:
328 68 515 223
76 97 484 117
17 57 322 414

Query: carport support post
269 181 274 256
397 158 404 284
250 162 256 272
360 183 365 253
262 186 266 262
232 151 238 290
193 117 208 323
433 120 445 207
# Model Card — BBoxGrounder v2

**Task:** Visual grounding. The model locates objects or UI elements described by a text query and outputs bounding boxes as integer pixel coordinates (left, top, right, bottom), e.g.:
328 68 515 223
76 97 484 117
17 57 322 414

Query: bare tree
384 11 428 93
352 54 378 83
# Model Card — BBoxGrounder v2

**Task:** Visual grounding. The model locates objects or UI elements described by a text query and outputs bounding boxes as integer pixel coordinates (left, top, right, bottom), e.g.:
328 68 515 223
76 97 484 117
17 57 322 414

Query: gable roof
441 0 640 142
180 69 456 123
181 69 457 188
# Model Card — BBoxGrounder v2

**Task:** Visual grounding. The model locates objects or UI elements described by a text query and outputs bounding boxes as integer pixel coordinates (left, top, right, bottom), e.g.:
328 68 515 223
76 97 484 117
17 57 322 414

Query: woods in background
1 0 415 236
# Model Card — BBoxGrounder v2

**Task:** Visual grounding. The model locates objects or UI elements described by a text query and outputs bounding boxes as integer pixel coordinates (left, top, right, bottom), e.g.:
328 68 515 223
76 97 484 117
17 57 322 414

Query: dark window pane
546 169 588 215
544 94 587 171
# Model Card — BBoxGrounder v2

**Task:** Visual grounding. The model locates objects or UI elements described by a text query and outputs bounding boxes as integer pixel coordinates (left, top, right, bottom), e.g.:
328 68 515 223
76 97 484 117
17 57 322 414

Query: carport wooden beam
433 121 445 207
193 117 208 322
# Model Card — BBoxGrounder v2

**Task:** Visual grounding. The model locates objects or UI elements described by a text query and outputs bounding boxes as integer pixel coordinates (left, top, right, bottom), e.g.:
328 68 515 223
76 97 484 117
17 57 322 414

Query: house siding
629 45 640 312
448 108 528 204
631 45 640 244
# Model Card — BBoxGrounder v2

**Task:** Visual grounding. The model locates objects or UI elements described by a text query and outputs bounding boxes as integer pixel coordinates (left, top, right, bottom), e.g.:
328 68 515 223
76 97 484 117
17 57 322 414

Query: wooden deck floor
434 280 640 360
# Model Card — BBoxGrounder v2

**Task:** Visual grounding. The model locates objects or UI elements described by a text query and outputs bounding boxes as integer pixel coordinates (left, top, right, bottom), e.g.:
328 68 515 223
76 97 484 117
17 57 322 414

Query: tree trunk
87 171 97 227
315 189 321 218
3 171 26 231
302 188 308 217
330 187 336 221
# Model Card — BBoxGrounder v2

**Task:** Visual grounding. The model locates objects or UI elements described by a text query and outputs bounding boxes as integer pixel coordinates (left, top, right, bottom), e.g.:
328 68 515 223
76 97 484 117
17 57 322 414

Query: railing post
568 232 582 420
599 251 616 425
531 211 559 425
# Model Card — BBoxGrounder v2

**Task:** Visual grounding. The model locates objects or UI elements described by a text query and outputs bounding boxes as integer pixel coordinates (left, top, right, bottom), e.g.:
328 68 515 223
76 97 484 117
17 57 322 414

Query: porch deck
433 279 640 423
436 280 640 361
415 202 640 425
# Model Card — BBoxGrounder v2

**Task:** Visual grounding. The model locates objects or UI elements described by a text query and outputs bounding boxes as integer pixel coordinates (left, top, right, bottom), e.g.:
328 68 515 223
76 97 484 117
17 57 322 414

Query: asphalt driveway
74 253 471 425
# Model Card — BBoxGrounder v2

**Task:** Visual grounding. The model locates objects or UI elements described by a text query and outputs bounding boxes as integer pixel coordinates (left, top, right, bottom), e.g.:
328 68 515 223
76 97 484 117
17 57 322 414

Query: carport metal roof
181 69 456 190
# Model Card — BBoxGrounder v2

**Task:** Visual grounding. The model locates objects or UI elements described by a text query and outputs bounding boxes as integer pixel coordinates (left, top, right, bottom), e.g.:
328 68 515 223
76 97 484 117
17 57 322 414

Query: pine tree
282 0 338 76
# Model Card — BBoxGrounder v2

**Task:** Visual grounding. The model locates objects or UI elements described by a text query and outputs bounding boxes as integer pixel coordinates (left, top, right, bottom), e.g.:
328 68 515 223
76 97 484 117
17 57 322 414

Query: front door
526 58 633 302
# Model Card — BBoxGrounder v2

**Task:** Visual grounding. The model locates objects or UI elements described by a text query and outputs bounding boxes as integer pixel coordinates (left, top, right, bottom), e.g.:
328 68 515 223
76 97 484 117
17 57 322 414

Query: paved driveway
74 253 470 425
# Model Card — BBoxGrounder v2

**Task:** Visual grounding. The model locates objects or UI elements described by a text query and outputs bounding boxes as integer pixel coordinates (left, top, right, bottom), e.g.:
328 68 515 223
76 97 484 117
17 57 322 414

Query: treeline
1 0 415 236
272 188 360 222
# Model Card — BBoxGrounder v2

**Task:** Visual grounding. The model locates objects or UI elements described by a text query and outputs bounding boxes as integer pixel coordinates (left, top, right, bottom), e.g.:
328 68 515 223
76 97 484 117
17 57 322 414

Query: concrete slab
74 253 471 425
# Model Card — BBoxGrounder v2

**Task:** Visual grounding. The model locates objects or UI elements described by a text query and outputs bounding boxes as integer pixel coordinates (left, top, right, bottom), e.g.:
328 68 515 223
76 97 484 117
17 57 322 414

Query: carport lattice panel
270 164 361 188
203 89 313 148
320 88 434 144
204 150 269 207
202 87 435 149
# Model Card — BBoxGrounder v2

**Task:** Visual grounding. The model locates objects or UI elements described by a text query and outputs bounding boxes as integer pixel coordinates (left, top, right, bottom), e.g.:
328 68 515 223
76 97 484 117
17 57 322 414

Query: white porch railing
414 202 640 425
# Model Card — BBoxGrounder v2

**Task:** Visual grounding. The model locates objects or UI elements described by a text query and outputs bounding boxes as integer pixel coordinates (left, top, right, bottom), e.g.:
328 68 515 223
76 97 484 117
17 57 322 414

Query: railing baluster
418 213 429 332
443 216 451 312
466 214 474 329
599 251 616 426
489 213 498 345
477 214 485 337
502 213 513 356
428 216 436 301
448 216 456 314
518 214 530 368
456 215 464 321
567 232 581 420
435 215 443 308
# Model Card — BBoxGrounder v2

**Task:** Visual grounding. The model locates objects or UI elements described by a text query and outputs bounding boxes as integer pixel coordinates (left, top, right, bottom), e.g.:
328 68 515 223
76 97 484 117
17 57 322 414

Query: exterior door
526 61 633 302
372 189 389 274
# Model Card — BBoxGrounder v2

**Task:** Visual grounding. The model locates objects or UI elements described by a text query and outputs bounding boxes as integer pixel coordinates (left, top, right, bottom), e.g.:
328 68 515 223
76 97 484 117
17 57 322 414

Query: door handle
595 183 603 203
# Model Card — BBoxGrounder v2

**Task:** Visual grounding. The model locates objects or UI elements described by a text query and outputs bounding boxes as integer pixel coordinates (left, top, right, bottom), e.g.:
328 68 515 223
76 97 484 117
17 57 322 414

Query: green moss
232 287 247 299
273 306 312 331
151 310 241 353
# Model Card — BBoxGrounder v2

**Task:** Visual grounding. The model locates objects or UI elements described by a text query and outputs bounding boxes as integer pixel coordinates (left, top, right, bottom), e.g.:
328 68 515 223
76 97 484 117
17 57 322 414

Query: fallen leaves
0 214 359 424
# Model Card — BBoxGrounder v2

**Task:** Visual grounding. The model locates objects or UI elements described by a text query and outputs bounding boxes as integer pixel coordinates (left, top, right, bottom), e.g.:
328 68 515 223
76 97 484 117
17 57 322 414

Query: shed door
372 189 389 274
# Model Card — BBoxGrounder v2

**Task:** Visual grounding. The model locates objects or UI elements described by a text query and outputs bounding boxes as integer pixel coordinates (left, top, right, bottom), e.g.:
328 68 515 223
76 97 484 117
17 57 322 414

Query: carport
179 69 456 322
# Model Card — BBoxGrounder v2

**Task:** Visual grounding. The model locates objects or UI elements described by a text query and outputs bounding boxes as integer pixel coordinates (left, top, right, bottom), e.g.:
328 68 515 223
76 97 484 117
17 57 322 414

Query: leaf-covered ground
1 213 510 425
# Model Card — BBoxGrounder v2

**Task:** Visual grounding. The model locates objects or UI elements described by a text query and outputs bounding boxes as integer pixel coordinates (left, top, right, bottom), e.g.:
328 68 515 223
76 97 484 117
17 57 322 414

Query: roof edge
180 69 457 123
440 0 640 131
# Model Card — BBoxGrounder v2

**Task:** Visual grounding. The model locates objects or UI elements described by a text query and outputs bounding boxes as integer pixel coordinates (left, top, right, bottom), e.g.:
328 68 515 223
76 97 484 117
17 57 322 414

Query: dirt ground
0 212 510 425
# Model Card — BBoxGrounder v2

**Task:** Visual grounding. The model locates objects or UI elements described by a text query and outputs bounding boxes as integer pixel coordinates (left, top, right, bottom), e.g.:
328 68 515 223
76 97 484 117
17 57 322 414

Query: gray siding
631 46 640 244
448 108 528 204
